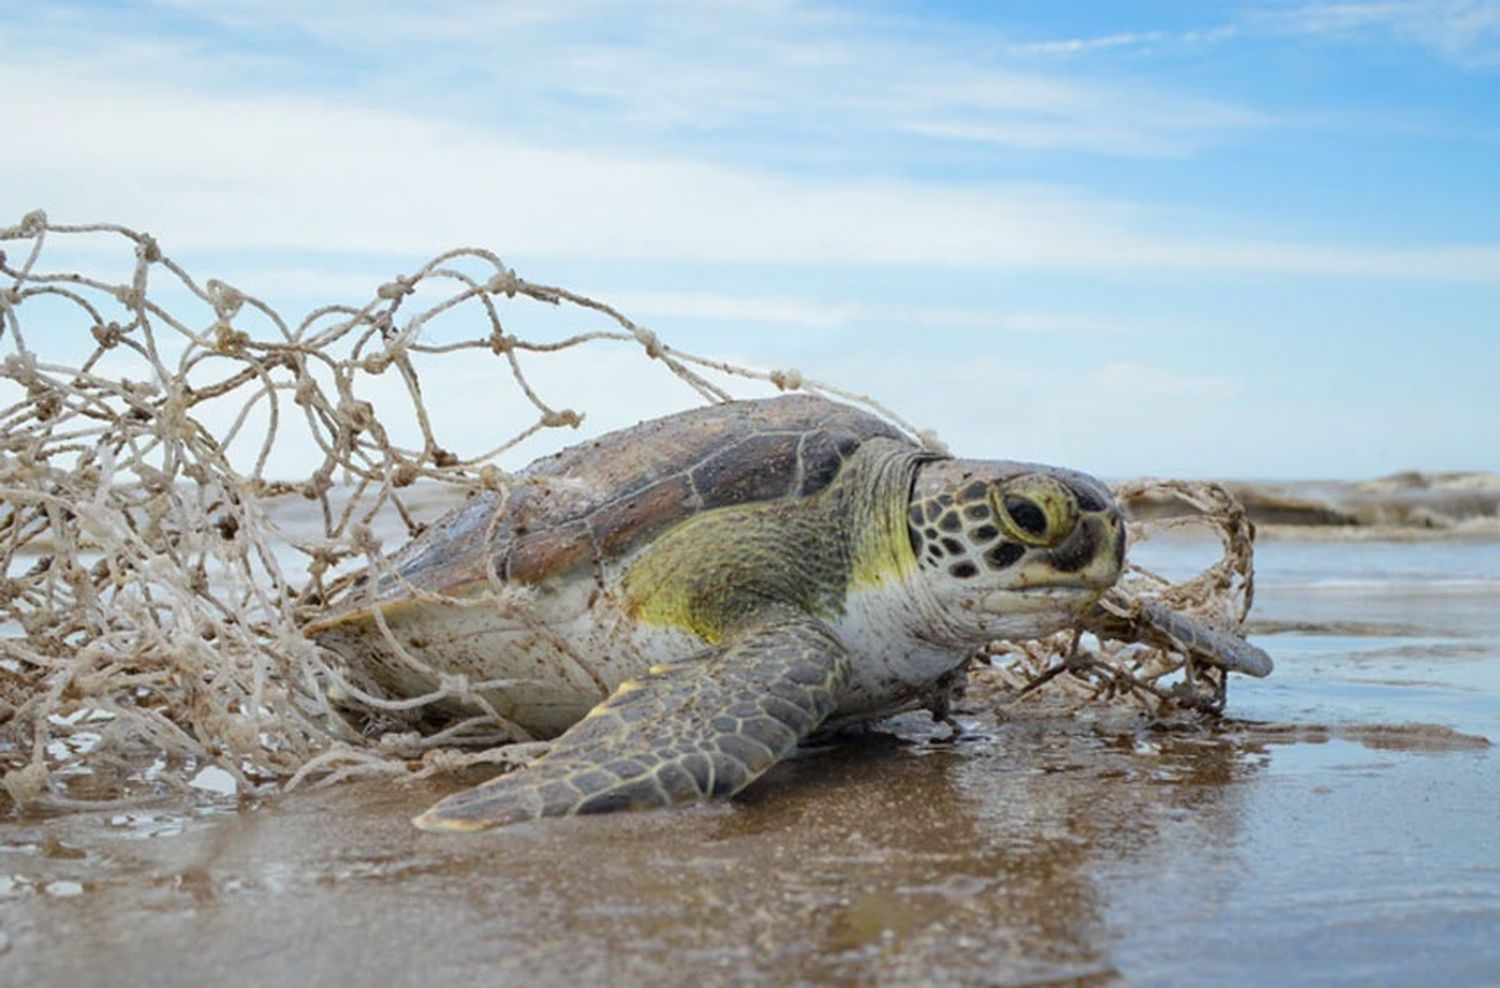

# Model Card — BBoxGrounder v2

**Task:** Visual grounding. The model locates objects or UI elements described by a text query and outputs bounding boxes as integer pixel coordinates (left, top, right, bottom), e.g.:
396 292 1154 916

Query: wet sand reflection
1 707 1265 986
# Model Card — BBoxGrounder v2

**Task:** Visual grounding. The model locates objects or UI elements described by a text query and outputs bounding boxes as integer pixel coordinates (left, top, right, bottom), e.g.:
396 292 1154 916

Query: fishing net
0 211 1256 812
976 480 1257 717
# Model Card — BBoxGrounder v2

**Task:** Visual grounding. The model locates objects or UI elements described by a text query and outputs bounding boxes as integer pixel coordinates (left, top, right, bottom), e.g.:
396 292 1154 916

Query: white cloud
22 0 1264 159
609 291 1196 337
1009 3 1500 68
1001 24 1243 60
605 292 866 330
812 350 1254 478
1010 31 1171 55
5 61 1498 283
1252 1 1500 66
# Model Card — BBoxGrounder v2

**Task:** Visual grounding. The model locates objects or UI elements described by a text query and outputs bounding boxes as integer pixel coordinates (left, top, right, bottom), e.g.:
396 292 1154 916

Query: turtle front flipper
412 611 851 832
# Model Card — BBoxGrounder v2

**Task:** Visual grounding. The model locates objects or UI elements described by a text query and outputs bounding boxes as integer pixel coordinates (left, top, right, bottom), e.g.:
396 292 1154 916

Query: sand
3 538 1498 987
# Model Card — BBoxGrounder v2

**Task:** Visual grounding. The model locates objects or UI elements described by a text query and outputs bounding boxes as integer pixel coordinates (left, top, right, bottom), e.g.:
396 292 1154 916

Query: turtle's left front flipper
413 612 850 832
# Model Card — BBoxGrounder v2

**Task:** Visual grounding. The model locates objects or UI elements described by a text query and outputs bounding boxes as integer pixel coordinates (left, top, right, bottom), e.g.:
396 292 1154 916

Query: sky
3 0 1499 480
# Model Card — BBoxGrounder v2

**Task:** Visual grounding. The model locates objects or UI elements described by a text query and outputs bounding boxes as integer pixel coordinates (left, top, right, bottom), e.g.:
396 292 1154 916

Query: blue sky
3 0 1498 479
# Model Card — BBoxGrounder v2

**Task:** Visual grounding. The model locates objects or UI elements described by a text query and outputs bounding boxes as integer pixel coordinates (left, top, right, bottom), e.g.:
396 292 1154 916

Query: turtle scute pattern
346 395 906 608
414 609 851 831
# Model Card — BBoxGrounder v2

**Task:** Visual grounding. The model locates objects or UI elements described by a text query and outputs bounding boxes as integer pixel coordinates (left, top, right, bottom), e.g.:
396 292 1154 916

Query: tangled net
0 211 1255 812
980 480 1256 717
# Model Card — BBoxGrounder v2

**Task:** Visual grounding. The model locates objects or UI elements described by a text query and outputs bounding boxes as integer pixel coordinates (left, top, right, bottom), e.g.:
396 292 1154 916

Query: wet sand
4 537 1499 986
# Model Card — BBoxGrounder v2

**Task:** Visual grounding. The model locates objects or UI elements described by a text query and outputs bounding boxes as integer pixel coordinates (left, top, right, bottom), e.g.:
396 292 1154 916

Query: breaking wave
1126 471 1500 538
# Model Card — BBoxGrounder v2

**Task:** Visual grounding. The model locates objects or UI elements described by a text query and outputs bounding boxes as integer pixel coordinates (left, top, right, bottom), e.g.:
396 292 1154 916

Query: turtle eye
992 477 1078 547
1002 496 1048 540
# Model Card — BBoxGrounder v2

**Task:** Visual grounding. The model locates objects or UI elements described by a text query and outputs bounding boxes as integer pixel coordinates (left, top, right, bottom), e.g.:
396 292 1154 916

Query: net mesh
0 211 1255 812
976 480 1256 715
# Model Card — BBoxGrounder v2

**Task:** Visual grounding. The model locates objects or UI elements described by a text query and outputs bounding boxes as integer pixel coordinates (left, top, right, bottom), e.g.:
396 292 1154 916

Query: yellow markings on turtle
846 505 917 592
625 550 728 643
302 596 417 636
583 681 638 718
412 808 487 833
622 438 921 640
303 576 491 639
621 501 773 643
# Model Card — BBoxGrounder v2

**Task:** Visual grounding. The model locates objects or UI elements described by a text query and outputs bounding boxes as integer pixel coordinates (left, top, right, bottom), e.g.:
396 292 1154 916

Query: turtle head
905 459 1125 645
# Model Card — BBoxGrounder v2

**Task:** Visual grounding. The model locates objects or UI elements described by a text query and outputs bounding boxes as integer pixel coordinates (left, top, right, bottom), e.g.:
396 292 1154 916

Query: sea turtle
308 394 1132 831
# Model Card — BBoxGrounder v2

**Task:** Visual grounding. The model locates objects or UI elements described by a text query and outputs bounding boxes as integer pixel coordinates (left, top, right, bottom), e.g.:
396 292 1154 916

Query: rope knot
91 321 125 349
377 277 413 301
206 279 245 319
486 269 520 297
634 328 664 359
770 368 803 391
137 234 162 264
17 209 47 237
349 524 381 555
438 672 472 697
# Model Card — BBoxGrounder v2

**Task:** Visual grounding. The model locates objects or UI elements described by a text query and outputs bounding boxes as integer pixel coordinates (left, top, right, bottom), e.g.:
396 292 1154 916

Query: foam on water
1131 471 1500 534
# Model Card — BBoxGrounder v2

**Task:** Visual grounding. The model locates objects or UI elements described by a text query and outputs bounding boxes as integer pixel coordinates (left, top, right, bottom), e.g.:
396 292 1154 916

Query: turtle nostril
1003 496 1049 539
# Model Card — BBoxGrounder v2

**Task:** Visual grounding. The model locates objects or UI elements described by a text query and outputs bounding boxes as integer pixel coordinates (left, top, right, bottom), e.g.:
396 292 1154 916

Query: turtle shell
333 394 910 614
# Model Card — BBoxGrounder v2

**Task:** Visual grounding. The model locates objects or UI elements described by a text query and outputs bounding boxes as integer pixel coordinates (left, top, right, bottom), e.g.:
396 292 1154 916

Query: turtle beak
1043 495 1125 591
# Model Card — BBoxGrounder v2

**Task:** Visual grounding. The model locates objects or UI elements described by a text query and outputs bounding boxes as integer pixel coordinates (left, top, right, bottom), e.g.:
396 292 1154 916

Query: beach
3 523 1498 986
5 2 1499 980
